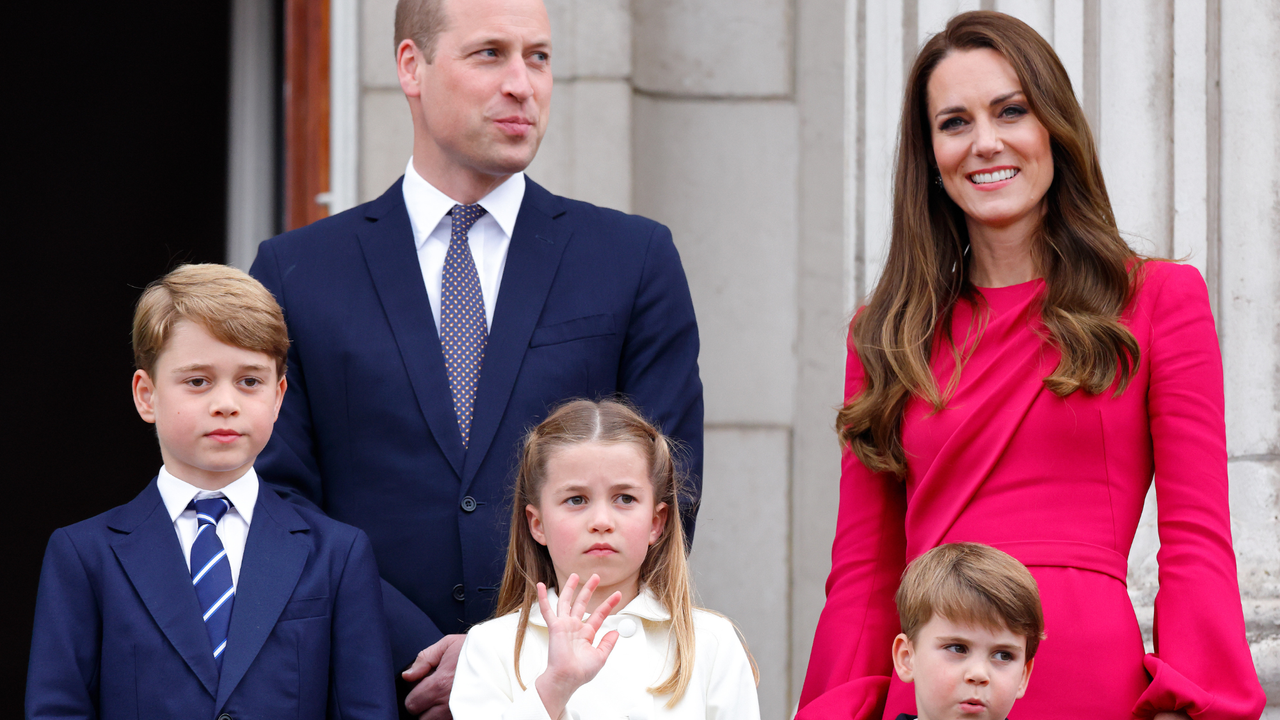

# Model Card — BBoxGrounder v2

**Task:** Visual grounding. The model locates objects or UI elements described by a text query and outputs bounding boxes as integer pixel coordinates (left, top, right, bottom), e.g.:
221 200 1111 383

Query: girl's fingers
558 573 579 618
536 582 554 620
595 629 621 659
585 590 622 633
572 574 601 619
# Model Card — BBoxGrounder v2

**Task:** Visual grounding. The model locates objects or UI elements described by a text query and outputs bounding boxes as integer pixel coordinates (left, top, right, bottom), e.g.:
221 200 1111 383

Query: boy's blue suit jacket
249 177 704 667
25 479 397 719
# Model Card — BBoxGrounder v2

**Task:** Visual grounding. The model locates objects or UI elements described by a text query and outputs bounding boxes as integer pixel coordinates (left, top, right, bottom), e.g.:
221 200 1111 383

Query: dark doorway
9 2 235 708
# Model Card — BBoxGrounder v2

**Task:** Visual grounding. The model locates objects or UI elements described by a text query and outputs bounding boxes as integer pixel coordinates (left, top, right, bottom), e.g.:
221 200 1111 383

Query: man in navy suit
249 0 703 716
26 264 395 719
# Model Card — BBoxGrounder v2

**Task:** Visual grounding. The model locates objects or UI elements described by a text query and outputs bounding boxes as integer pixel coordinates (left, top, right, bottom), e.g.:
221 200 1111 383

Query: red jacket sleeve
1131 263 1265 719
796 341 907 718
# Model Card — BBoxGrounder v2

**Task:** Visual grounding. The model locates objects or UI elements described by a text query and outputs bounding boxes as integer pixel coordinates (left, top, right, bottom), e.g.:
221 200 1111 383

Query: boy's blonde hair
896 543 1045 660
133 264 289 378
495 399 704 705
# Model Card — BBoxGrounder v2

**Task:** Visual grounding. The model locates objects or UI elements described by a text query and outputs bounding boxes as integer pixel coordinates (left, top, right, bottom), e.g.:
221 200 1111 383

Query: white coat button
617 618 638 638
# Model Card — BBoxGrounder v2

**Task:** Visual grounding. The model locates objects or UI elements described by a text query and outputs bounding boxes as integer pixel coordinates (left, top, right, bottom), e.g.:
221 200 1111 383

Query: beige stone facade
280 0 1280 716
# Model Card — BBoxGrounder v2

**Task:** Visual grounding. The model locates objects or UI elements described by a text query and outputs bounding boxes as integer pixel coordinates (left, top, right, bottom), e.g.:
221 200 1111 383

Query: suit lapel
357 179 467 476
214 486 310 710
111 480 220 698
464 181 570 487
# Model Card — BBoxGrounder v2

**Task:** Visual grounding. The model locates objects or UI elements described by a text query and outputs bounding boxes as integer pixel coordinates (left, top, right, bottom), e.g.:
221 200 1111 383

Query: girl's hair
494 398 698 705
838 10 1142 475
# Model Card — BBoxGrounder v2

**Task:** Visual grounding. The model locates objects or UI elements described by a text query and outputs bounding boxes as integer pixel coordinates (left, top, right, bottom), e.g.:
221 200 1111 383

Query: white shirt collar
156 466 259 526
401 158 525 249
529 585 671 627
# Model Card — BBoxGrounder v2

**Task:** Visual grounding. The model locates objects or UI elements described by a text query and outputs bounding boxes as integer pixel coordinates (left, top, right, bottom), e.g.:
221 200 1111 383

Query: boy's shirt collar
156 466 259 526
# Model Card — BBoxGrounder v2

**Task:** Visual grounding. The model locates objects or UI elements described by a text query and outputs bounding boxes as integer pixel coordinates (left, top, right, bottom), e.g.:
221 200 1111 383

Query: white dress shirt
156 466 259 587
402 158 525 331
450 588 761 720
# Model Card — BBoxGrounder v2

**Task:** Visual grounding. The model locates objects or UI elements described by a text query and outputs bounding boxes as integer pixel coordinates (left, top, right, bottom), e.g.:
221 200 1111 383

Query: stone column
790 0 850 709
632 2 798 716
1219 0 1280 709
358 0 412 201
525 0 632 212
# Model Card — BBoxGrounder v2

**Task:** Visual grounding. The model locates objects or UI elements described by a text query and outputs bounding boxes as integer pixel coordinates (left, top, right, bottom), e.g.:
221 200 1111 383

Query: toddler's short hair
896 543 1045 660
132 264 289 378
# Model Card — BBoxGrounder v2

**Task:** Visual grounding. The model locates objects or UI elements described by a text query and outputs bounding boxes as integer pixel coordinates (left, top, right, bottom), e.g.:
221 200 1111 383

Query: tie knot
450 204 487 235
193 497 232 526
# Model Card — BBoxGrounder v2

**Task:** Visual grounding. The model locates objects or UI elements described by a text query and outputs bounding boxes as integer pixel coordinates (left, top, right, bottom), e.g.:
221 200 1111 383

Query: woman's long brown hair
838 11 1141 476
494 399 718 706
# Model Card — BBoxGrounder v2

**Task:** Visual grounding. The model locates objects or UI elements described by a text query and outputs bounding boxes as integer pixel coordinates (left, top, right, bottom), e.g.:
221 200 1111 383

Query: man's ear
397 39 425 97
891 633 916 683
1016 657 1034 698
132 369 157 424
526 505 547 546
649 502 668 545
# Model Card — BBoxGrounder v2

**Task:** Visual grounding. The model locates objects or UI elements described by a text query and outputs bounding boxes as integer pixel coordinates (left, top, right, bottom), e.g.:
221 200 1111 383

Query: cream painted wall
338 0 1278 716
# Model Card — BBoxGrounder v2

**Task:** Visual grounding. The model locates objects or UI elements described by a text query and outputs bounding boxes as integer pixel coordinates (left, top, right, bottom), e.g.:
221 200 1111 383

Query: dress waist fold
989 540 1129 585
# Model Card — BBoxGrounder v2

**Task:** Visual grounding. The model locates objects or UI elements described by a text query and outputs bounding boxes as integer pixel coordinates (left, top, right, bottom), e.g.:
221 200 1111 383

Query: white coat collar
528 586 670 627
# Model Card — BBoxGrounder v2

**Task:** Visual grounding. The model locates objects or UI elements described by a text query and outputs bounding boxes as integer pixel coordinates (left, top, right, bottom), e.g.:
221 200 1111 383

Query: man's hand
402 634 466 719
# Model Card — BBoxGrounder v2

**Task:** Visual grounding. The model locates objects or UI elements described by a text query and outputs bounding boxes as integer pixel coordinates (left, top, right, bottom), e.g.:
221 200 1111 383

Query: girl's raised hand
533 573 623 719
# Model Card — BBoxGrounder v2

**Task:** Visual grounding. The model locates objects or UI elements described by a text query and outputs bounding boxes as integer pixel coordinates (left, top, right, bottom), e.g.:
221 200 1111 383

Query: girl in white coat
449 399 760 720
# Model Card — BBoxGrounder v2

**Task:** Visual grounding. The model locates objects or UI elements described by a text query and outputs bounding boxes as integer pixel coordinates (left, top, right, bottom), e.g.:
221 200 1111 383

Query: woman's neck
965 216 1039 288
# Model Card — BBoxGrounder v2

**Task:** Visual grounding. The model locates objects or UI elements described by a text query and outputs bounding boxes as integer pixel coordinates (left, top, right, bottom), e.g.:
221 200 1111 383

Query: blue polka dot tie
441 204 488 447
189 497 235 672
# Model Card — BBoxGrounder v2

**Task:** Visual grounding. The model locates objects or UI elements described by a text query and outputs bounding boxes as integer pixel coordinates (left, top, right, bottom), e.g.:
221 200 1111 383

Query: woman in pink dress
798 11 1264 720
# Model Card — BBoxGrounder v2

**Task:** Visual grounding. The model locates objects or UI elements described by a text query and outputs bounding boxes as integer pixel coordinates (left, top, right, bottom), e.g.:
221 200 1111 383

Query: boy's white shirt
450 587 760 720
155 465 258 587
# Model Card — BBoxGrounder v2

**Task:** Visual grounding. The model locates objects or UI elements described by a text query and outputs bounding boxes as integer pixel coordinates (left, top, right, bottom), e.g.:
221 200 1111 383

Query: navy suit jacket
249 177 703 667
25 479 396 719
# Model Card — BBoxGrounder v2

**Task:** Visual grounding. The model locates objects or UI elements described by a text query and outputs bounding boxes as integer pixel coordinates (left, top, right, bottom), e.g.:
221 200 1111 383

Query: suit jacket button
218 714 233 720
452 584 466 602
460 496 477 512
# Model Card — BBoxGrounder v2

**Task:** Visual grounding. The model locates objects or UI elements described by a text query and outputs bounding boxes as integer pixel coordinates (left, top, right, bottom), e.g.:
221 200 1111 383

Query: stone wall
345 0 1279 715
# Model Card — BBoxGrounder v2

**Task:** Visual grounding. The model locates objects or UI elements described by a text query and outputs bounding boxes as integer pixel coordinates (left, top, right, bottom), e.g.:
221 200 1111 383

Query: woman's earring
934 171 944 189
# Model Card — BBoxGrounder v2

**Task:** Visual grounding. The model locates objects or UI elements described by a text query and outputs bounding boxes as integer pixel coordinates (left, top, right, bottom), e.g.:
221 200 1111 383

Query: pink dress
798 262 1264 719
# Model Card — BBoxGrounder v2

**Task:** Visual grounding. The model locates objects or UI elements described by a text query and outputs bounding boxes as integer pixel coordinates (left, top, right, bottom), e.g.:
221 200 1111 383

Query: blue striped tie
190 497 235 671
441 203 488 447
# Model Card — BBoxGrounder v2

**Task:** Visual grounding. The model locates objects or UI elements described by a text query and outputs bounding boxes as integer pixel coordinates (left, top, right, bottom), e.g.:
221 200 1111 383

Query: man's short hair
896 543 1045 660
132 264 290 379
394 0 448 63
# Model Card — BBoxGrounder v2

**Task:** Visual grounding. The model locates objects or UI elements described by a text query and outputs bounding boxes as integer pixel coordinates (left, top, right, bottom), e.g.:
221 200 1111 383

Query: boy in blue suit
25 264 397 719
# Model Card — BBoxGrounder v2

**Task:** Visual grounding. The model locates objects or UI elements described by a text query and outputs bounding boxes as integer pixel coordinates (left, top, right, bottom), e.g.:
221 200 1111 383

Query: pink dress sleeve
1132 263 1265 719
795 342 907 719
